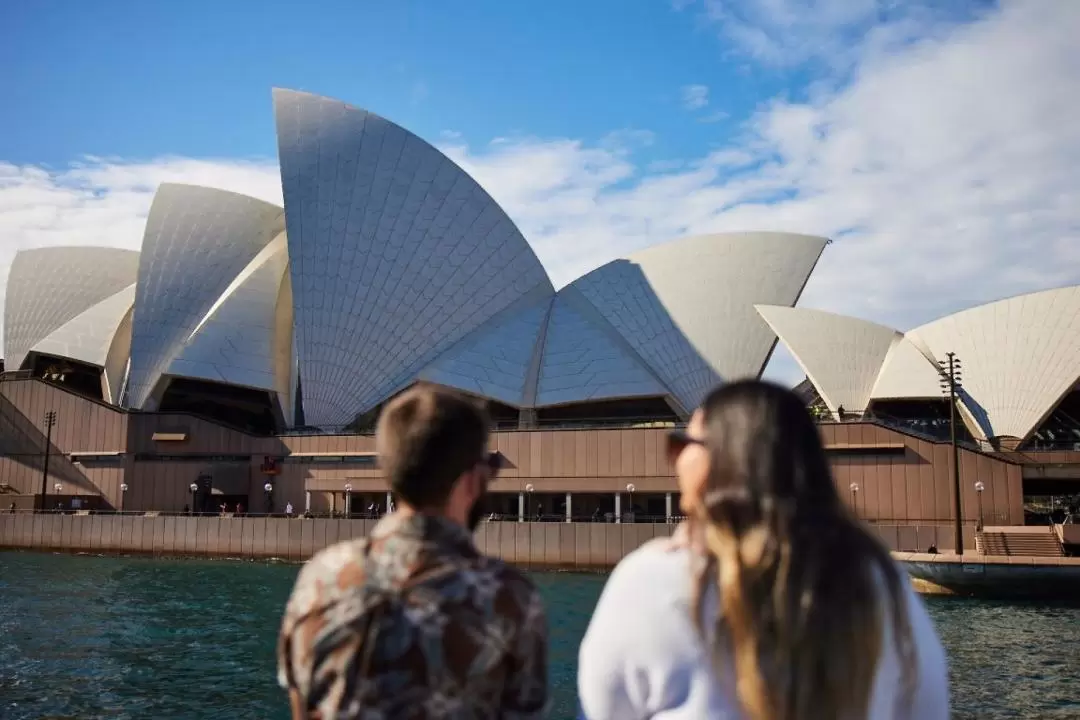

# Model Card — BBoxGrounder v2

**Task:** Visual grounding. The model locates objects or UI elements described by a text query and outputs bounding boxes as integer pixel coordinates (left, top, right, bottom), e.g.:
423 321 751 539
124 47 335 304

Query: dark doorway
537 396 679 427
159 377 278 435
31 354 103 400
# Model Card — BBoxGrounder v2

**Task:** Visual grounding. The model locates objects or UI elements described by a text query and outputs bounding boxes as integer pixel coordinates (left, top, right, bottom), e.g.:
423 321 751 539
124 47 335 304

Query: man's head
375 384 496 529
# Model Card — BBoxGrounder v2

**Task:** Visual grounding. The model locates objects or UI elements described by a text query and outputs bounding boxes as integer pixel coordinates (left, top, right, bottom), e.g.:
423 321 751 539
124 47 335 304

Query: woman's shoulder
603 538 698 611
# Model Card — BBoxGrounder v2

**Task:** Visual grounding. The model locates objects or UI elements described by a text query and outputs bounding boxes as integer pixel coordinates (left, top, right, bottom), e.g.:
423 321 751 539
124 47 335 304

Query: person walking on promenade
278 383 549 719
578 380 949 719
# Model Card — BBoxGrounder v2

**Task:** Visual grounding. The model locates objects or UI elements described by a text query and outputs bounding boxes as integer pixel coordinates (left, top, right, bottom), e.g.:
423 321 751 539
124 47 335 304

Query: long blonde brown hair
688 381 916 720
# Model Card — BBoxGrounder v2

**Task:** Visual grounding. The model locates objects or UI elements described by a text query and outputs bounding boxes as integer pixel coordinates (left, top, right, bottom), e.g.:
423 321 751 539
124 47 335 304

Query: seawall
0 513 673 569
896 551 1080 598
4 514 1079 598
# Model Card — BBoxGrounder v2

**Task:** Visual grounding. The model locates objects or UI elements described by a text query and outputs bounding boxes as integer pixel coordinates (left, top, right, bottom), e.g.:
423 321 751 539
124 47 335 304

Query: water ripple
1 551 1077 719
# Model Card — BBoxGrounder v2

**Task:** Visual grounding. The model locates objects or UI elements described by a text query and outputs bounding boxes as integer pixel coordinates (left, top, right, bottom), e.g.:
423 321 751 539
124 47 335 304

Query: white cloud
2 1 1077 387
688 0 982 69
698 110 730 123
681 83 710 110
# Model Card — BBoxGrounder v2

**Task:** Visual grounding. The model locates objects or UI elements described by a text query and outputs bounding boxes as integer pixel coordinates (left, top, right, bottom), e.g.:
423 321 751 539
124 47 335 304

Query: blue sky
1 0 786 167
2 0 1079 383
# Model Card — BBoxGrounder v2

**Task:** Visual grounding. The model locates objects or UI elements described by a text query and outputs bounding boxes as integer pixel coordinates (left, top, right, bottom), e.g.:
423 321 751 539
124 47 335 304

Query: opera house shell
759 285 1080 447
3 89 829 433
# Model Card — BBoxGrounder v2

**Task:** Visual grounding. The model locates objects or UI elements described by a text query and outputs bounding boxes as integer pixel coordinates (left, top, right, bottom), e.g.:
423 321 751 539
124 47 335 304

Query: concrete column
565 492 572 523
518 492 525 523
665 492 673 523
614 492 622 524
386 491 394 515
305 490 311 513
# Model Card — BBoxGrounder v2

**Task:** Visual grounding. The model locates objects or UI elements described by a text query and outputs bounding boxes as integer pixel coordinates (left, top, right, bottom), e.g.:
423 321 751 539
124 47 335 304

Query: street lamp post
39 410 57 511
344 483 353 517
264 482 274 514
119 483 128 512
626 483 636 523
189 482 198 514
850 482 860 514
53 482 62 510
939 352 965 555
525 483 535 521
974 481 985 532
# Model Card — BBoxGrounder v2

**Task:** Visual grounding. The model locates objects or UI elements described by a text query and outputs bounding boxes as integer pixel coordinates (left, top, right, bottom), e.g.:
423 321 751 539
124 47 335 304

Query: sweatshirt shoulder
604 539 697 610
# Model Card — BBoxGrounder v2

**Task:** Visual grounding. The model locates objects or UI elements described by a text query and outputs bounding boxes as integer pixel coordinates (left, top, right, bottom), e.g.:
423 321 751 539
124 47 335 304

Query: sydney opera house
0 89 1077 556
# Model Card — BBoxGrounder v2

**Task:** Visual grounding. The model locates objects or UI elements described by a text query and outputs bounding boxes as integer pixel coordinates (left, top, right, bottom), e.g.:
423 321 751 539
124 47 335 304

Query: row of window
283 456 376 465
65 454 378 466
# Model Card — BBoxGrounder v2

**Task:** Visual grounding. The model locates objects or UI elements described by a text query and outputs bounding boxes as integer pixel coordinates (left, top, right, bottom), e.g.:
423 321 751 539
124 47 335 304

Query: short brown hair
375 384 491 509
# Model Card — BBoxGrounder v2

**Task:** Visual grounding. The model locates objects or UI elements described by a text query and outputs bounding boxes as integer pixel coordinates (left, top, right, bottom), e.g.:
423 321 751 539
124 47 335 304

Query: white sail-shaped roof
568 233 827 411
772 285 1080 442
4 247 139 374
536 289 667 406
756 305 899 417
30 283 136 403
418 286 553 407
906 285 1080 440
126 184 284 409
166 232 292 410
273 88 553 427
870 336 943 400
6 92 839 430
30 284 135 367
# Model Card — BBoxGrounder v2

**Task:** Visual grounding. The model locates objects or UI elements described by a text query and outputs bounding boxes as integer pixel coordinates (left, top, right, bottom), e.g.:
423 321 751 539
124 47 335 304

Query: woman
578 381 948 719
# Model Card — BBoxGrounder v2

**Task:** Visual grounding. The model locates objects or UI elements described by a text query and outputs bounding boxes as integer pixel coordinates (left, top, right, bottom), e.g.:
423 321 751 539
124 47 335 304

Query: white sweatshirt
578 540 949 720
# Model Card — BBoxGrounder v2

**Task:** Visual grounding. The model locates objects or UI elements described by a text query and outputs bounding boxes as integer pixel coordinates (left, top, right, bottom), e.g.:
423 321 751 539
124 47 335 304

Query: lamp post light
119 483 128 512
344 483 353 518
849 482 860 514
939 352 964 555
626 483 636 523
53 482 62 510
189 482 198 515
525 483 535 521
974 481 985 532
39 410 57 512
264 482 274 514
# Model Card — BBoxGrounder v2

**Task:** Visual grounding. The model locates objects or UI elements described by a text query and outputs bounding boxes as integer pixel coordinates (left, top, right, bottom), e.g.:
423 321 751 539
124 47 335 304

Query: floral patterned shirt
278 512 549 719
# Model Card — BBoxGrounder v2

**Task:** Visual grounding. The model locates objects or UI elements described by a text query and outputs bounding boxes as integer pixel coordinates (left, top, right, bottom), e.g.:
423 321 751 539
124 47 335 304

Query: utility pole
939 353 964 555
40 411 57 511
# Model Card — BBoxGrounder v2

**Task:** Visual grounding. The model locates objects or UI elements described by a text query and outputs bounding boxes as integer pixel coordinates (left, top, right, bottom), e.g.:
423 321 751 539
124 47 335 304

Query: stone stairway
976 527 1065 557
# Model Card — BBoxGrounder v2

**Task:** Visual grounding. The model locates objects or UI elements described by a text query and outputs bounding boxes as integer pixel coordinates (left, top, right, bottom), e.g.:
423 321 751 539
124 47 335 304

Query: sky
2 0 1079 385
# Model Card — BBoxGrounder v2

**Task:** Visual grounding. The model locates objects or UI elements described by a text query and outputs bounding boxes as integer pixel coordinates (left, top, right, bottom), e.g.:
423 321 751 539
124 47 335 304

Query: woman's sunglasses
667 429 705 462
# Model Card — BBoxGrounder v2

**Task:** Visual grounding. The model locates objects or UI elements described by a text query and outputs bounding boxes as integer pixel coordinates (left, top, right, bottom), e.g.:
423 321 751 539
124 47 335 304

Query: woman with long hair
577 380 948 719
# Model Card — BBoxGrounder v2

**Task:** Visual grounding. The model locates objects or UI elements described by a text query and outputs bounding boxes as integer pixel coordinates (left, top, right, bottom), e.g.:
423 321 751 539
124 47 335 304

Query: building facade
0 377 1041 553
2 88 1078 557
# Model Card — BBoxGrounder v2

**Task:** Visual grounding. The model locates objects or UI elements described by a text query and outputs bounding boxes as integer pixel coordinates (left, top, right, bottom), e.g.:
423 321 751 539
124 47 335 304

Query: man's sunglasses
667 430 705 461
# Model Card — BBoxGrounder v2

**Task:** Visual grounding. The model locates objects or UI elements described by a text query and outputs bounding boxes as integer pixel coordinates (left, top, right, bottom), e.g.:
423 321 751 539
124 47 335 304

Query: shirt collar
371 511 477 556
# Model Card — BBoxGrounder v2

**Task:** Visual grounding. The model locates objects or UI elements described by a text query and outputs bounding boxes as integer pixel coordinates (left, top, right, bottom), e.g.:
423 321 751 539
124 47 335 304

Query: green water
1 551 1077 719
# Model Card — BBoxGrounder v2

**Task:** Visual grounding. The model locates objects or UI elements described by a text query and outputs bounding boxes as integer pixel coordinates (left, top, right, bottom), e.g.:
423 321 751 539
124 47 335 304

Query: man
278 384 549 719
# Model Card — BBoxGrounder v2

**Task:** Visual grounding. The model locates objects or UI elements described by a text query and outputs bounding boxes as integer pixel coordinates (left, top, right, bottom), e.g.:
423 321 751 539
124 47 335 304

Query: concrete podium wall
0 378 1026 527
1 514 965 567
0 514 680 567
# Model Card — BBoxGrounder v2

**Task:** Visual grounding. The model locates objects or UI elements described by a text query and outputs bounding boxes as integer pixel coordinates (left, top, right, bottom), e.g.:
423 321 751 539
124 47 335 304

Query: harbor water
1 551 1078 719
